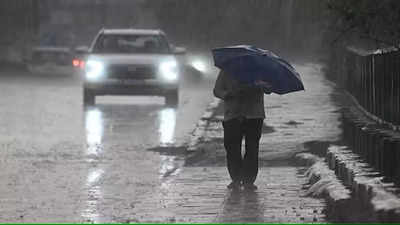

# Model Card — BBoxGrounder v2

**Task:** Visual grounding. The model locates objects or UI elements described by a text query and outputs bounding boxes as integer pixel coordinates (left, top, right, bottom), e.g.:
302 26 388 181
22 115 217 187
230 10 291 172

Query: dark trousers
222 118 263 184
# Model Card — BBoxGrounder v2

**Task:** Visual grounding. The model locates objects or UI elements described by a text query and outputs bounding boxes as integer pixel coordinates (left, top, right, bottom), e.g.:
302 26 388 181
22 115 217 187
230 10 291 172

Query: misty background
0 0 329 65
3 0 398 66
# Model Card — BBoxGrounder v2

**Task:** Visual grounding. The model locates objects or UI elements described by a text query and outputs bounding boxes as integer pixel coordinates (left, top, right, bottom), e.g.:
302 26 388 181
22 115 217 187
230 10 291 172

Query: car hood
87 54 177 66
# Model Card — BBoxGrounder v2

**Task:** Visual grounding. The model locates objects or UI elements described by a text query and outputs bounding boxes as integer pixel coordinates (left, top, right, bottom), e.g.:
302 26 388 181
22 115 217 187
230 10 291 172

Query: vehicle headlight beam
159 61 178 81
86 60 104 80
191 60 207 73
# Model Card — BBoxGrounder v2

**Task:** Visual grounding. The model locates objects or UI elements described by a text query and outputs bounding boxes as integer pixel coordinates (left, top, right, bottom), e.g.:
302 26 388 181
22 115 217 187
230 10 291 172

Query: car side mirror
173 47 186 55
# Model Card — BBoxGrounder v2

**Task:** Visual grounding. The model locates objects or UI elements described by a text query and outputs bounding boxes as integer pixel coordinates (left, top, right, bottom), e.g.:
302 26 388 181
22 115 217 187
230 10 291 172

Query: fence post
395 52 400 125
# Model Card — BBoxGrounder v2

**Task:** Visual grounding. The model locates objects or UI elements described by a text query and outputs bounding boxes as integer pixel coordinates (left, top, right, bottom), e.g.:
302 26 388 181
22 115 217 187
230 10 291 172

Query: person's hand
255 80 272 89
255 80 273 95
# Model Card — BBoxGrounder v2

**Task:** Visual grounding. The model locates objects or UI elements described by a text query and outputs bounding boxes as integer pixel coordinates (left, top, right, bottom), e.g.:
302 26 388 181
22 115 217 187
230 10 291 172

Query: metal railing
329 47 400 129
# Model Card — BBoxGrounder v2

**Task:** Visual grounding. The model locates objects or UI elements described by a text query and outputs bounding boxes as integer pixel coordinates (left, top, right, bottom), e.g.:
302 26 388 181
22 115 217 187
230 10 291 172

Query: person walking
213 70 271 190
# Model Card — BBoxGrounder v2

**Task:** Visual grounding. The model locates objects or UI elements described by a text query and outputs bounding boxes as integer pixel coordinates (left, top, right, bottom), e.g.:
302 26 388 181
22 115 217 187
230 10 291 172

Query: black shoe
227 181 241 190
243 183 258 190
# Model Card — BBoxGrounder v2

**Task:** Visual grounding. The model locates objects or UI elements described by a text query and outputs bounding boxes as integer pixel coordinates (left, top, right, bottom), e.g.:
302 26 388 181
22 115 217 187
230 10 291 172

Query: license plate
121 79 146 85
127 66 137 72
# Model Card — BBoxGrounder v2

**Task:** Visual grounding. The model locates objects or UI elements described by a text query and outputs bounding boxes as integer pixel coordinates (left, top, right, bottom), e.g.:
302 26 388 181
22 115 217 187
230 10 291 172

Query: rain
0 0 400 223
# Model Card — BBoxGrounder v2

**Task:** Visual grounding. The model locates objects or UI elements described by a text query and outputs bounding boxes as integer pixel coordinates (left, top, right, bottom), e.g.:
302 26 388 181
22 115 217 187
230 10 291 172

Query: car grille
107 64 157 79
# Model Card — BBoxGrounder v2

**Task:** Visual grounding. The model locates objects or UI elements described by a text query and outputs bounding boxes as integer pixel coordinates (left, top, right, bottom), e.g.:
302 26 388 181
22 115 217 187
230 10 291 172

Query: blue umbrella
212 45 305 94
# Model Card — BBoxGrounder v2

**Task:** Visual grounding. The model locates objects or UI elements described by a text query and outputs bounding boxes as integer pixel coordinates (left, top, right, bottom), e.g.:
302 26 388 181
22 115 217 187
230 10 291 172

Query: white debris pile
295 153 351 202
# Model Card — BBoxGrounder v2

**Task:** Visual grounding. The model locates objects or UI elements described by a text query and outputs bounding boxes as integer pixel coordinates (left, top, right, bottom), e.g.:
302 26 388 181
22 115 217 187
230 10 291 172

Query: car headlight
85 60 104 80
159 61 178 81
191 59 207 73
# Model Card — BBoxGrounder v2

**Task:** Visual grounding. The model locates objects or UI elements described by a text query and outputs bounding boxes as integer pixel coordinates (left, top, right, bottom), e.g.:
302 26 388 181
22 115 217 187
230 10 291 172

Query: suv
83 29 184 106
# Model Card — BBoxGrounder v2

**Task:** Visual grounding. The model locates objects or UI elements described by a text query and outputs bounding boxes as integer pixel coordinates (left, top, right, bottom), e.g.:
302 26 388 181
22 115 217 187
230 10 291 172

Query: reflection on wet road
84 102 178 150
86 108 103 155
0 70 215 222
79 82 213 222
82 102 184 222
220 190 263 223
158 108 176 145
82 168 104 223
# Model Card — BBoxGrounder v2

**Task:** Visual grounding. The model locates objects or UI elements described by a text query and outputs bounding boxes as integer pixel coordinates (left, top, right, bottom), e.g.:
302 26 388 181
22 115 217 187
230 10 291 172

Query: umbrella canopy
212 45 305 94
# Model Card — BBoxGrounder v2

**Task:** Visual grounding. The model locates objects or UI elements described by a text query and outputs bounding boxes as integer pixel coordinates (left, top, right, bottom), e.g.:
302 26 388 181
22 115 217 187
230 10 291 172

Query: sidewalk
127 63 345 223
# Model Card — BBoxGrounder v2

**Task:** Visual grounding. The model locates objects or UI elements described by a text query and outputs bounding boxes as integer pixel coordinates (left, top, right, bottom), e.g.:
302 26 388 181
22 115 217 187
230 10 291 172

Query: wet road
0 68 215 222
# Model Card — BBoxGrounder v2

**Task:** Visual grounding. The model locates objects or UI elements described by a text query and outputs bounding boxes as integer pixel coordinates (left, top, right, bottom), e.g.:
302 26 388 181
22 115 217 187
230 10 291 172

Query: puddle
266 105 283 109
159 155 183 179
147 146 187 156
284 120 304 126
147 145 187 179
262 123 276 134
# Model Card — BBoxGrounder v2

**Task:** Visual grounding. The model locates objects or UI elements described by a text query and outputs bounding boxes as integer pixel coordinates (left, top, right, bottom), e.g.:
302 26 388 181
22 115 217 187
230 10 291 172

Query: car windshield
92 34 171 54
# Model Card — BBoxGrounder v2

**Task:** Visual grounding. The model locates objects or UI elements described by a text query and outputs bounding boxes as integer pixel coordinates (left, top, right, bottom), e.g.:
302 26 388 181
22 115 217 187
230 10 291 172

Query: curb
296 144 400 222
327 145 400 222
341 108 400 182
295 153 351 202
294 152 351 220
186 98 221 152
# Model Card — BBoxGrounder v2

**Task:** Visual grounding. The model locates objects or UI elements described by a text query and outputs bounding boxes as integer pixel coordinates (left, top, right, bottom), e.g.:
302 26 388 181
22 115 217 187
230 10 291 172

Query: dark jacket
213 70 267 121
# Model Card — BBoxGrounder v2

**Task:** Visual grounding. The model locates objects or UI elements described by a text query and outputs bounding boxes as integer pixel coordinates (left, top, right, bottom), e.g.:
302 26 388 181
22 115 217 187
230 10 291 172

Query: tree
327 0 400 48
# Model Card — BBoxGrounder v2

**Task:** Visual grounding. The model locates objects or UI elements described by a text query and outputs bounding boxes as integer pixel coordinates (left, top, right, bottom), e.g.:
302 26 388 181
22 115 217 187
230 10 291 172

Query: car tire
165 89 179 106
83 88 95 106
